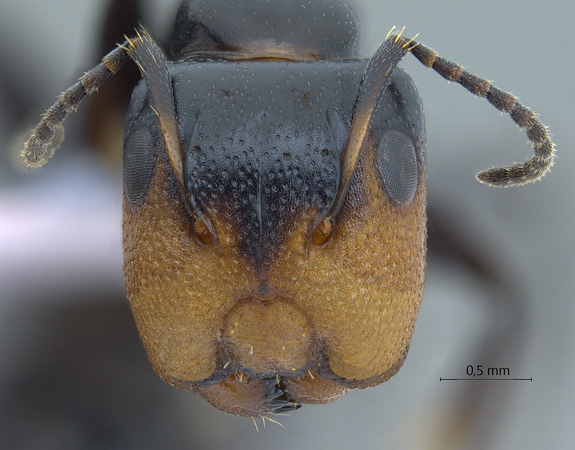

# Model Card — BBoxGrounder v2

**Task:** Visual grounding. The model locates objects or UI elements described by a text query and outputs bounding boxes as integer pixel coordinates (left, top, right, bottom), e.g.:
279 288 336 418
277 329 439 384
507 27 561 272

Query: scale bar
440 377 532 381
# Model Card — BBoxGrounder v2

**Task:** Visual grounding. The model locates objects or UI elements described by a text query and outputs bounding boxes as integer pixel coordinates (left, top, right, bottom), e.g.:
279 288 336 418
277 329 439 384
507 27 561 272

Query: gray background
0 0 573 449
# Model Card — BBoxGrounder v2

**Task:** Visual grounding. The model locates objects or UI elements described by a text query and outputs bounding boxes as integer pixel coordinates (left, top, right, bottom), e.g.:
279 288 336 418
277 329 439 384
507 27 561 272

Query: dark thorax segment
171 0 359 60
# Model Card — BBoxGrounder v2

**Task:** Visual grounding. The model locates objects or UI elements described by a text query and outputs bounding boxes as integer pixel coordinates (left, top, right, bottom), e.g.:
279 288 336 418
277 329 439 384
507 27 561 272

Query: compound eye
376 130 418 206
123 128 157 206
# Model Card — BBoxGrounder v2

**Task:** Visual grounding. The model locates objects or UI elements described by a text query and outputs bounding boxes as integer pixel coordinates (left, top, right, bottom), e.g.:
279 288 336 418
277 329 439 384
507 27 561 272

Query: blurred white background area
1 1 573 449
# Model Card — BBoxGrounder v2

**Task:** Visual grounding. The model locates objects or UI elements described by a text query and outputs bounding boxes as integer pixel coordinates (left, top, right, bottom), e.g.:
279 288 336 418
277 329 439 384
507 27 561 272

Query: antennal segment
22 38 142 168
408 41 555 187
124 27 187 193
328 30 411 217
